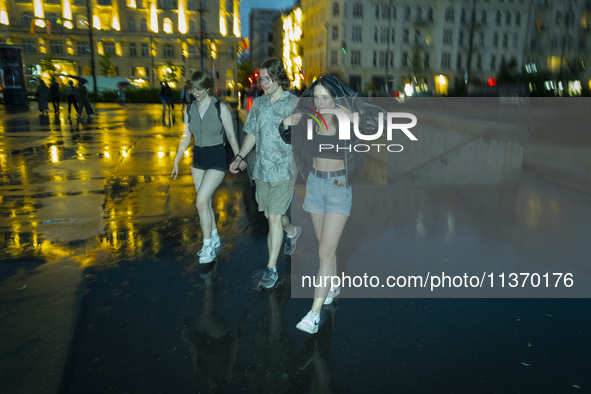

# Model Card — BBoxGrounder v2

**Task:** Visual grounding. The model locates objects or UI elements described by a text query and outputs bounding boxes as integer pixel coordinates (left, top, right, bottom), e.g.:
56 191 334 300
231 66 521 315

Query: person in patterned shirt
230 58 302 289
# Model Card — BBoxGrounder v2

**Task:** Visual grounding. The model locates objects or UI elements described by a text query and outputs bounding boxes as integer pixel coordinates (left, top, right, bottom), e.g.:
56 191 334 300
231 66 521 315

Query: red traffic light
488 78 496 87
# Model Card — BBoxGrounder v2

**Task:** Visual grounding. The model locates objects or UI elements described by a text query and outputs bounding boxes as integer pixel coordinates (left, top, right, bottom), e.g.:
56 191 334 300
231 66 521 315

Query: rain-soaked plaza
1 103 591 393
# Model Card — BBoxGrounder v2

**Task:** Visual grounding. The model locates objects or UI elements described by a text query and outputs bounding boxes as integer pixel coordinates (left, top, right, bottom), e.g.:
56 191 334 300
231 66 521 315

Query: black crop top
307 132 344 160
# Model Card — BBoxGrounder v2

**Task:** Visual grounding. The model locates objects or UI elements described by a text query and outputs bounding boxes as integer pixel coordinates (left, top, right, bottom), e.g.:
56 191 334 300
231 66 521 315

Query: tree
99 53 117 77
163 60 178 83
40 55 56 76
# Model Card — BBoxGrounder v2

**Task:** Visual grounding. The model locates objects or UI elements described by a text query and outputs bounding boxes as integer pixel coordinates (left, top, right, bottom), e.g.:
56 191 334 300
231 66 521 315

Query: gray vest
188 97 224 147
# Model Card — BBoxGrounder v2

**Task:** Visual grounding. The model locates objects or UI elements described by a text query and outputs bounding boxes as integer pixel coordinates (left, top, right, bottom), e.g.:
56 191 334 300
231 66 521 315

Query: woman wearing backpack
170 70 246 264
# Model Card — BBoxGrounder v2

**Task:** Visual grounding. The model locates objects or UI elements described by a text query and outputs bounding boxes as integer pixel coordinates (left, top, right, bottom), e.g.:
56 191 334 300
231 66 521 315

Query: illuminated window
76 14 88 29
163 18 173 33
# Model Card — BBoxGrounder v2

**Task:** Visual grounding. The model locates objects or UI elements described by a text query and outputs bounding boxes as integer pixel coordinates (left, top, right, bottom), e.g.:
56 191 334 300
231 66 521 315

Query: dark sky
240 0 295 39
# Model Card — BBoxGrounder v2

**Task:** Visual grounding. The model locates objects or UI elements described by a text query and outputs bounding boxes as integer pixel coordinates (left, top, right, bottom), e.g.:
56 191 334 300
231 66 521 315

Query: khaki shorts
255 179 292 216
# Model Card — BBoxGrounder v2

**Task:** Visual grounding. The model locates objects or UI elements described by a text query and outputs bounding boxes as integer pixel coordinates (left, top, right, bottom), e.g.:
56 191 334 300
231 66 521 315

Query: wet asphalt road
1 104 591 393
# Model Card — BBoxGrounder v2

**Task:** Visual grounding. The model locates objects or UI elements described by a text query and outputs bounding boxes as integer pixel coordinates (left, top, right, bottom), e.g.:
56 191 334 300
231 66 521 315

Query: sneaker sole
296 322 318 334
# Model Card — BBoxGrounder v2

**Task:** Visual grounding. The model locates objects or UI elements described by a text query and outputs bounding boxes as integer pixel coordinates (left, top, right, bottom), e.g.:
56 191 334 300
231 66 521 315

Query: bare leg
266 214 283 270
191 168 225 241
309 212 348 314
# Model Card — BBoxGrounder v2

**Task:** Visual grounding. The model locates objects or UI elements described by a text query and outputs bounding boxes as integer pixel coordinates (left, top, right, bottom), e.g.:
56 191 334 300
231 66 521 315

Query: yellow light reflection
233 12 240 37
158 151 164 159
35 19 46 28
93 15 101 30
64 21 73 29
0 10 8 25
128 0 136 8
178 0 187 34
105 151 110 158
184 150 189 157
112 15 120 31
50 146 59 162
122 150 128 157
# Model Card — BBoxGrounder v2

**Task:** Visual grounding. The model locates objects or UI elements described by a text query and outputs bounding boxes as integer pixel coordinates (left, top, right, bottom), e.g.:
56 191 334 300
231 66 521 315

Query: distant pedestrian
67 80 80 118
170 70 244 264
78 82 95 116
116 84 126 105
50 78 60 113
159 81 172 112
180 81 192 113
36 80 50 115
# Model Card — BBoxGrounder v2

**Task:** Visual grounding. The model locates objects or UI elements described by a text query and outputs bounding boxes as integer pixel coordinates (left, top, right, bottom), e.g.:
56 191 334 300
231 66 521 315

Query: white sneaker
324 285 341 305
296 310 320 334
211 234 221 250
198 244 216 264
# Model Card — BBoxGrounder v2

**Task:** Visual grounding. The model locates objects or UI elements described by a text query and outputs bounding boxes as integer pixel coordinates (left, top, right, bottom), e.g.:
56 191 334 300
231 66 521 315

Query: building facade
0 0 242 92
300 0 591 94
249 8 281 67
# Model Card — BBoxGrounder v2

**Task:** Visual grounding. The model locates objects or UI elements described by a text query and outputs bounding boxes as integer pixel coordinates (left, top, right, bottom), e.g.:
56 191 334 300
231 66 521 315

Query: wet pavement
1 104 591 393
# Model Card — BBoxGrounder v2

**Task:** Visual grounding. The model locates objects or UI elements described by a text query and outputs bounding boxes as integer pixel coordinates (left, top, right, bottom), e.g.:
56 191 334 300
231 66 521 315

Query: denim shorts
302 169 352 217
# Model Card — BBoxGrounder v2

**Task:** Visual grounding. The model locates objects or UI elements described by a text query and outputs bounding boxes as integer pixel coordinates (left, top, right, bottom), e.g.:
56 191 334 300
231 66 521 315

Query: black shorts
192 144 226 172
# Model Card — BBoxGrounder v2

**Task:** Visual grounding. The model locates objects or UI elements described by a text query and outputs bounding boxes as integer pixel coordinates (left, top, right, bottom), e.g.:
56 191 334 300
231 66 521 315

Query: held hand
283 112 303 127
229 157 241 174
171 162 179 179
238 160 247 171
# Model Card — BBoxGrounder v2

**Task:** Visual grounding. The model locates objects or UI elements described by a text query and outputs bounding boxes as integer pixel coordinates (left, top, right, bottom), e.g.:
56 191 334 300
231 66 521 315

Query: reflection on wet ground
0 104 590 393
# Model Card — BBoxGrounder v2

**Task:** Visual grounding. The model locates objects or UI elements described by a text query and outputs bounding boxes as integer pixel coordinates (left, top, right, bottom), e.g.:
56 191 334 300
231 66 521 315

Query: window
352 26 362 42
493 33 498 48
47 13 59 28
375 5 380 18
201 20 206 33
461 9 466 24
402 52 408 67
496 11 501 26
416 6 422 22
456 54 463 71
512 34 518 49
379 51 387 67
189 21 196 33
333 2 339 16
391 29 395 43
128 18 136 31
373 51 377 66
163 43 175 58
74 0 85 4
23 39 36 54
51 40 63 55
476 55 482 70
424 53 429 69
392 6 397 20
443 29 452 45
332 26 338 40
226 0 232 14
351 50 361 66
140 18 147 31
374 27 378 43
445 7 454 22
428 7 433 22
353 3 363 18
405 6 411 21
129 43 137 57
502 33 508 49
104 41 116 55
199 0 206 10
76 15 89 29
515 12 521 26
479 32 485 48
20 11 32 27
188 45 196 58
163 18 173 34
98 0 111 4
403 29 409 44
458 31 464 46
490 55 496 71
415 30 421 45
442 53 451 69
142 43 149 57
331 50 338 65
380 28 389 43
188 0 196 10
390 52 394 67
382 5 390 20
46 0 59 4
77 40 90 55
481 10 487 25
505 11 511 26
